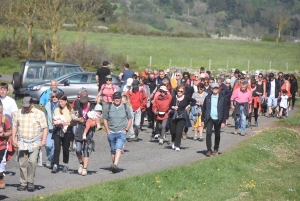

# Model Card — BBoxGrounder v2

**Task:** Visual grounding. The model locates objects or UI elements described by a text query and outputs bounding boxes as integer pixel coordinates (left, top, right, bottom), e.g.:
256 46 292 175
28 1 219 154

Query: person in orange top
281 74 292 98
140 68 149 79
248 79 261 128
152 86 172 145
233 75 251 92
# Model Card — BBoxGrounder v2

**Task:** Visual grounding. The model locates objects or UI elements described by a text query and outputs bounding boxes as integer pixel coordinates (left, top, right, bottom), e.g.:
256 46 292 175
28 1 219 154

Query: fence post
247 60 250 72
150 56 152 67
286 62 288 72
226 60 228 71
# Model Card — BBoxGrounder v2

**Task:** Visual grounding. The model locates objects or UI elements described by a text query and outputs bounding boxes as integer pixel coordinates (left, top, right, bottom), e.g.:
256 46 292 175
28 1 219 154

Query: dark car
12 60 84 98
25 72 122 103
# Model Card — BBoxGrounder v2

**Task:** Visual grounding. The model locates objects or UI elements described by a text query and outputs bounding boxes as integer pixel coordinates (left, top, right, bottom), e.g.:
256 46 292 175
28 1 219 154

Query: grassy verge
25 126 300 201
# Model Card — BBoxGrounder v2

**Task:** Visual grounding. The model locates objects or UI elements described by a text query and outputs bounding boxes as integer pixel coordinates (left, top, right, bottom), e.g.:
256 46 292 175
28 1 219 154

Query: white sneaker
154 134 160 139
82 168 87 176
175 147 180 152
78 164 83 175
172 143 175 150
144 117 148 121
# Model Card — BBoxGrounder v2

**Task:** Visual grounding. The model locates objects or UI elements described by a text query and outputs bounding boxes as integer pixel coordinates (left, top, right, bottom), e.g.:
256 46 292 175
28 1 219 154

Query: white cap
94 104 102 111
231 68 236 72
226 79 231 83
126 78 133 86
255 70 260 76
159 85 168 92
242 71 246 75
166 69 170 73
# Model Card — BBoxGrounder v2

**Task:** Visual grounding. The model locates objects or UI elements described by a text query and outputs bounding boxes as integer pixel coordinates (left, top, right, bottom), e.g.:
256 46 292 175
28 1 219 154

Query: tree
274 12 289 42
37 0 69 60
0 0 19 41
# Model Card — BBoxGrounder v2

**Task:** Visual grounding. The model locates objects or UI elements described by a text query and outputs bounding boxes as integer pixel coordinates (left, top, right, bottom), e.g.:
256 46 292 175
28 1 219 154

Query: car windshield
55 74 72 81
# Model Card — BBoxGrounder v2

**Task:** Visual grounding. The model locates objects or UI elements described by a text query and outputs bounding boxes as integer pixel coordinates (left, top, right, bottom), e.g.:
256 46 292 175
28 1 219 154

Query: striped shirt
13 107 47 149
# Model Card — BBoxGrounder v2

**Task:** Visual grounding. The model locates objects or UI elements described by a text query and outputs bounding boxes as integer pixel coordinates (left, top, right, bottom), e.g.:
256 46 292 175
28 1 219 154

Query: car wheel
12 72 21 90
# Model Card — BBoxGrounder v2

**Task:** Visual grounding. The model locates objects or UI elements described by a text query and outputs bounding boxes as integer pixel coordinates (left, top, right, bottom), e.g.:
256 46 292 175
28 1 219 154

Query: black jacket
219 83 231 99
266 79 280 97
201 93 227 124
145 78 157 93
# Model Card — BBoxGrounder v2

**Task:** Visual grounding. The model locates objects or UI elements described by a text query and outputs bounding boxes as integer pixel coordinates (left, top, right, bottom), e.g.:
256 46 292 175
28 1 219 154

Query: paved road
0 75 12 82
1 110 296 200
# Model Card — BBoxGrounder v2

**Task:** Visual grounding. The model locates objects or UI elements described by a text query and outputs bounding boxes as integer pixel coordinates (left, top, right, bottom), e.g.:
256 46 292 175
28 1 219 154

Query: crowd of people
0 61 298 191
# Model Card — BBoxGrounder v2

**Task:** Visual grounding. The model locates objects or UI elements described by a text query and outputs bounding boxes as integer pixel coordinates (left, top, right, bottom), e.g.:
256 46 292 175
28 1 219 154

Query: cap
231 68 236 72
180 78 187 85
239 74 245 79
241 71 246 75
159 85 168 92
126 78 133 86
132 80 139 88
113 92 122 99
80 90 89 103
211 83 219 89
106 75 112 79
255 70 260 76
94 104 102 111
22 96 33 107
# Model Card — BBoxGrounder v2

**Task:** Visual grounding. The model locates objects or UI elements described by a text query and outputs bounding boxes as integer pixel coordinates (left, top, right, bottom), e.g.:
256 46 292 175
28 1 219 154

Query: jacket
219 83 231 99
126 88 147 112
39 88 63 106
44 101 59 130
201 94 227 124
152 93 172 120
266 79 280 97
189 105 202 122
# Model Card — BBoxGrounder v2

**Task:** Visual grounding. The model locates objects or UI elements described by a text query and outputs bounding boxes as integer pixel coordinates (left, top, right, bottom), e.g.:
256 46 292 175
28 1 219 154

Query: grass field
0 29 300 75
25 125 300 201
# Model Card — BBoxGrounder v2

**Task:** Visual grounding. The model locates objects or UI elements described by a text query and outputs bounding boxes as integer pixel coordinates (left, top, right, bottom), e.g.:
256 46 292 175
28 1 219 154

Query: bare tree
0 0 19 41
191 1 208 17
274 12 289 42
37 0 69 60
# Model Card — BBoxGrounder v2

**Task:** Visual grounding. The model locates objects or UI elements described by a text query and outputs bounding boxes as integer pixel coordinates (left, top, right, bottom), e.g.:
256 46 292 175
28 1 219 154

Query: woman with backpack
95 75 117 113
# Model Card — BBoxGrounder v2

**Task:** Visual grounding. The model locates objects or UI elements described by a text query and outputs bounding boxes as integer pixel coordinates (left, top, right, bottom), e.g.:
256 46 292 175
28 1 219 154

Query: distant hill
112 0 300 40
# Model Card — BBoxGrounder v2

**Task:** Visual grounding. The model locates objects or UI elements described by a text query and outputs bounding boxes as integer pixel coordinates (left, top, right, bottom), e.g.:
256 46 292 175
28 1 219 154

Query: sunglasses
177 90 184 93
160 90 166 93
51 96 58 98
195 76 198 77
106 78 112 81
204 82 208 84
176 75 180 76
226 82 231 84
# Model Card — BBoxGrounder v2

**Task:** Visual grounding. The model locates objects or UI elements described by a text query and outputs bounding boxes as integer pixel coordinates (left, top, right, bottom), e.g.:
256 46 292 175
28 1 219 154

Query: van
12 60 84 98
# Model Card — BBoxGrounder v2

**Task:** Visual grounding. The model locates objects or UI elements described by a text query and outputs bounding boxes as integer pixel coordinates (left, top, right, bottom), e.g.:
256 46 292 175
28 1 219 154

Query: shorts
107 132 126 154
267 97 278 107
193 114 202 128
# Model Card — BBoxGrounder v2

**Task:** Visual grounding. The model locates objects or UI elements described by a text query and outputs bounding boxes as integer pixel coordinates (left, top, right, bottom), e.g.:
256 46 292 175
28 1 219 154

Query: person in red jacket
126 80 147 142
152 86 172 145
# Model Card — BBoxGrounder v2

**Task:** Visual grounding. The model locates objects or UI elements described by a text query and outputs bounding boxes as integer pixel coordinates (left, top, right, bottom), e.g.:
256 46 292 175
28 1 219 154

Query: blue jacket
44 101 59 130
201 93 227 124
39 88 63 106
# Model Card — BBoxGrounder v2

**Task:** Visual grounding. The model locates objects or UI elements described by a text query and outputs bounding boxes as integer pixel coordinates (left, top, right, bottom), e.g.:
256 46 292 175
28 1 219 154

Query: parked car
12 60 84 98
25 72 122 103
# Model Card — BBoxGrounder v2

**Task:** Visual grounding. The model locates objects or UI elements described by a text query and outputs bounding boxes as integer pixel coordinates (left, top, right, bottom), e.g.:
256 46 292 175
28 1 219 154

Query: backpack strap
107 103 129 119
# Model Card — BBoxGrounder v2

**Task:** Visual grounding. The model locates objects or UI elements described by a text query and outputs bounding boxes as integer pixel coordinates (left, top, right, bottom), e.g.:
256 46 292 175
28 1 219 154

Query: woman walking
169 84 196 151
52 95 74 173
44 90 61 169
289 74 298 110
96 75 117 113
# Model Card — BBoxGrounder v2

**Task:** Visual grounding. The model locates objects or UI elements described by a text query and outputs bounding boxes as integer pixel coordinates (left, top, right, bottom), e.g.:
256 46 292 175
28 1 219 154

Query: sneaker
193 136 198 141
213 149 219 156
240 132 245 136
255 121 258 127
127 138 135 142
154 134 160 139
111 164 118 173
159 139 164 145
182 132 187 140
133 135 138 141
247 122 251 128
144 117 148 121
27 183 35 192
234 129 238 135
175 147 180 152
78 164 83 175
172 143 175 150
62 164 69 173
82 168 87 176
46 159 51 168
206 150 212 157
17 185 27 191
199 137 204 142
51 165 58 173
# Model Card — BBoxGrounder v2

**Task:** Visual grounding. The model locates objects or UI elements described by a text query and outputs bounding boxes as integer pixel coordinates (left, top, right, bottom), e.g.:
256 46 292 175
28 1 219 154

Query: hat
94 104 102 111
113 92 122 99
180 78 187 85
166 69 170 73
239 74 245 79
126 78 133 86
255 70 260 76
106 75 112 79
159 85 168 92
200 73 205 78
22 96 33 107
241 71 246 75
80 91 89 103
231 68 236 72
132 80 139 88
211 83 219 89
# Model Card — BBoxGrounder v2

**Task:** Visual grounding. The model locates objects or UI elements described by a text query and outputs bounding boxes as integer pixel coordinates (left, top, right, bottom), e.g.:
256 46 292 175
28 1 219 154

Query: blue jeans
235 105 246 132
45 131 54 163
107 132 126 154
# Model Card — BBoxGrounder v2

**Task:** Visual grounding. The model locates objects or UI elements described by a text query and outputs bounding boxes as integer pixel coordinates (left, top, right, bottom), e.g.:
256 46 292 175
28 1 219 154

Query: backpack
1 115 5 131
107 103 129 118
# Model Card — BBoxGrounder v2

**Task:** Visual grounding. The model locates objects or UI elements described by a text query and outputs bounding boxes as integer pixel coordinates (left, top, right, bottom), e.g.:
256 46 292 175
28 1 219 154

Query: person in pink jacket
152 86 172 145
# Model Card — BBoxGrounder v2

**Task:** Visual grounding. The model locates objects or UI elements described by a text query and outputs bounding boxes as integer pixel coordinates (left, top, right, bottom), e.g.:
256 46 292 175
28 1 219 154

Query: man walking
39 80 63 109
126 80 147 141
12 97 48 191
96 61 111 91
119 63 134 90
103 92 132 173
231 81 252 136
266 73 280 117
202 83 227 157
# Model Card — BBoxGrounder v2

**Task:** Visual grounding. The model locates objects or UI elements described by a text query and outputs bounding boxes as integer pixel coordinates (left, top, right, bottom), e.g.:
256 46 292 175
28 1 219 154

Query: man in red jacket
126 80 147 142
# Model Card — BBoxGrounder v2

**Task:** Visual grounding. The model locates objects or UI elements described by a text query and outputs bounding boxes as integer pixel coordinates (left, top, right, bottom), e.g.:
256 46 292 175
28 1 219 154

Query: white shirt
0 96 18 116
270 80 275 97
122 85 131 93
280 95 288 109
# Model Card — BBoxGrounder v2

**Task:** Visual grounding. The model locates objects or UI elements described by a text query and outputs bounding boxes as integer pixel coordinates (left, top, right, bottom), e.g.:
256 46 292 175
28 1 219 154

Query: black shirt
96 67 110 89
170 95 196 111
145 78 157 93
